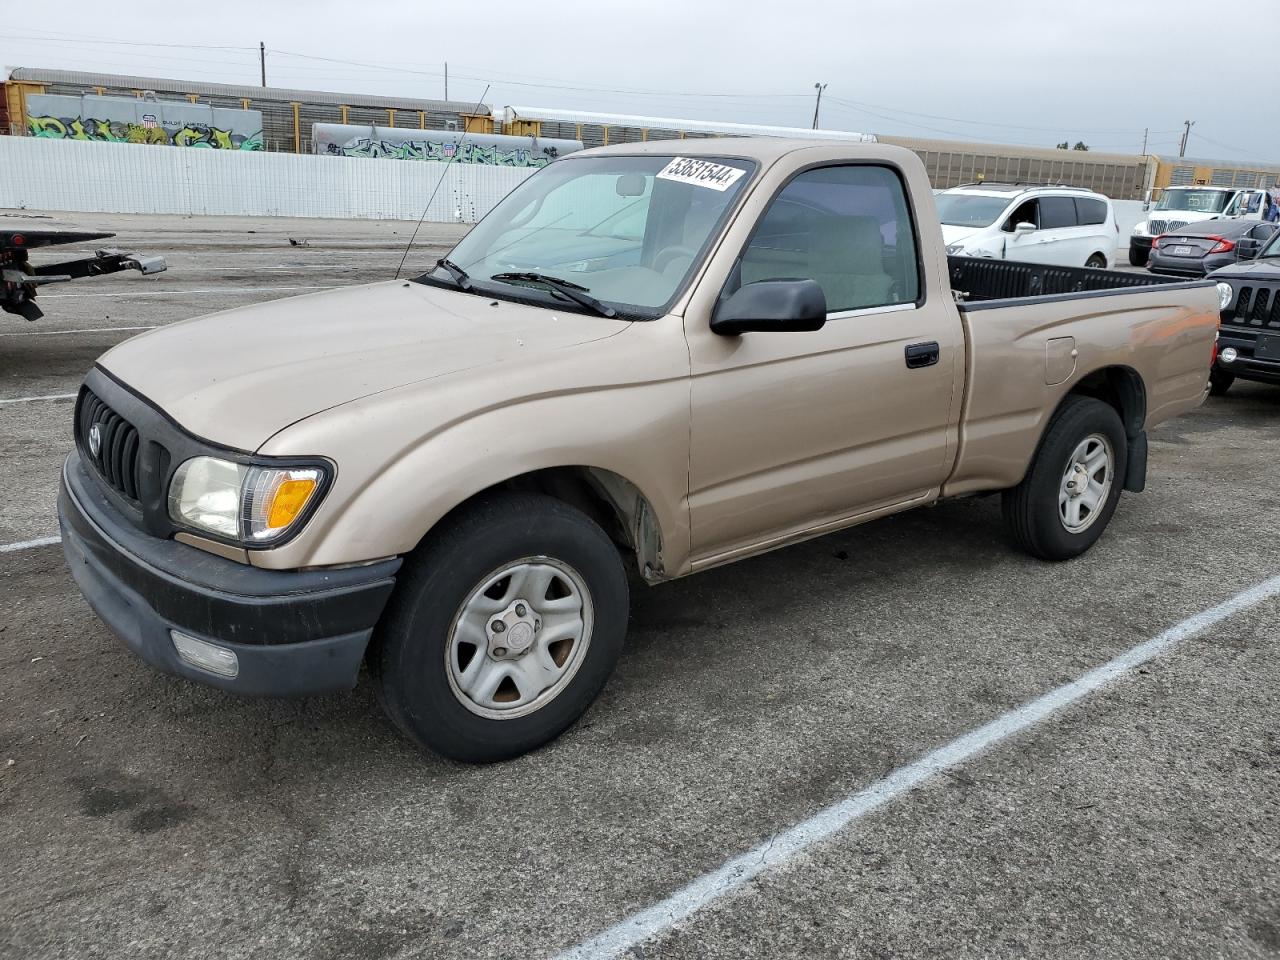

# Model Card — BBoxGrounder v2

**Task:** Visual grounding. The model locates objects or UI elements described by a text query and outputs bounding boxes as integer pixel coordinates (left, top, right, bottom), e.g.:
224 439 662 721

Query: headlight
1132 222 1147 237
1217 282 1233 311
946 243 966 255
168 456 328 545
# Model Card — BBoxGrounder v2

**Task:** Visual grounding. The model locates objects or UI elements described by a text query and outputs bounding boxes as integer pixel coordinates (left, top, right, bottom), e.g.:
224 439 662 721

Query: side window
1074 197 1108 226
1039 196 1078 230
734 165 919 313
1003 199 1038 232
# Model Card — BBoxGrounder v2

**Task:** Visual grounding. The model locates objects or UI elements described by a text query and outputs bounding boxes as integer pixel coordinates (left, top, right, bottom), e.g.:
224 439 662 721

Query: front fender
249 322 692 574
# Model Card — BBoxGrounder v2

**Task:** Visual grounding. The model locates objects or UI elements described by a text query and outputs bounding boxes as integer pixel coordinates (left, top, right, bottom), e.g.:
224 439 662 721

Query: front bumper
1216 354 1280 385
59 455 401 697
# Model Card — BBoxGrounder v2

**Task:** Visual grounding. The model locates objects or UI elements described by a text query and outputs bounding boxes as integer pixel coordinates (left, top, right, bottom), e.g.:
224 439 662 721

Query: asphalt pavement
1 212 1277 960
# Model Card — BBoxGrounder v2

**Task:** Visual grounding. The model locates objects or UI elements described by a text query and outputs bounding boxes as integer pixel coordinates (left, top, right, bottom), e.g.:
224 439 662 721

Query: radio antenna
394 83 491 280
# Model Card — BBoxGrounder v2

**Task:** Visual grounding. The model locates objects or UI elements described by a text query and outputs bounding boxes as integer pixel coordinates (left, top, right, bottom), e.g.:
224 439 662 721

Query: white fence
0 135 536 222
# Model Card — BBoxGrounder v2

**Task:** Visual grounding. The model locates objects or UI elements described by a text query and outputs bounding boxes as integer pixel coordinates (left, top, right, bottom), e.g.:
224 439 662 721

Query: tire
371 493 629 762
1208 368 1235 397
1128 247 1149 267
1002 396 1128 561
1086 253 1108 269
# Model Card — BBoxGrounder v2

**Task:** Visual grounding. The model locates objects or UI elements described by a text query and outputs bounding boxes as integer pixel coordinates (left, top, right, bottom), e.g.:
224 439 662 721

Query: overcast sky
5 0 1275 163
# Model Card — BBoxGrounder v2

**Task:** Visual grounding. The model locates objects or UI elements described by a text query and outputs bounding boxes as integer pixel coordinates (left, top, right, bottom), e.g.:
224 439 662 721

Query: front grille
1148 219 1188 235
77 388 142 501
1226 285 1280 330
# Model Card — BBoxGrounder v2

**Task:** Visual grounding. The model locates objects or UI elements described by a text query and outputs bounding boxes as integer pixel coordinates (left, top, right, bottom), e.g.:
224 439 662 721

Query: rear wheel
1128 247 1149 267
1002 396 1128 561
1209 368 1235 397
371 493 629 762
1086 253 1108 269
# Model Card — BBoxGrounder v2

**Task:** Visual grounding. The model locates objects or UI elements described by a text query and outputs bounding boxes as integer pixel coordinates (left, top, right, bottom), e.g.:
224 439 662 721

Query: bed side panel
944 284 1218 496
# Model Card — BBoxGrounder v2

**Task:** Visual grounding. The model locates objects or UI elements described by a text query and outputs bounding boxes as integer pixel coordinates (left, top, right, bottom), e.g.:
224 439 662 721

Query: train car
312 123 582 167
3 67 488 154
6 68 1279 204
1145 154 1279 200
498 105 876 149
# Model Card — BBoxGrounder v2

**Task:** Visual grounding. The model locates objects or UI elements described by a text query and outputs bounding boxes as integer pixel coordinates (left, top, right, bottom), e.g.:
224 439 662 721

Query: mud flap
1124 430 1147 493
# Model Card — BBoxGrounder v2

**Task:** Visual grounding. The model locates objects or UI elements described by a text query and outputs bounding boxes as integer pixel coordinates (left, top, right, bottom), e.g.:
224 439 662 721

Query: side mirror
1013 221 1036 236
1236 238 1261 260
711 279 827 336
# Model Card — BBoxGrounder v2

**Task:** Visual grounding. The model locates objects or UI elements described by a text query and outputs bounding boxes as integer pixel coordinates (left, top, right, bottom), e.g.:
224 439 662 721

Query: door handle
904 341 940 369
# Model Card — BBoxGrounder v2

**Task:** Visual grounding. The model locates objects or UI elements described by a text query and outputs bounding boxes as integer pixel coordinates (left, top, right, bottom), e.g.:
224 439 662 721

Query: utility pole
444 62 448 102
1141 127 1148 155
259 42 266 87
1179 120 1195 157
811 82 827 130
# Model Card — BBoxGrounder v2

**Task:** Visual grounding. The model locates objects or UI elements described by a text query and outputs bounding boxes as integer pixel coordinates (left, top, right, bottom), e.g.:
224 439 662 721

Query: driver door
684 163 962 568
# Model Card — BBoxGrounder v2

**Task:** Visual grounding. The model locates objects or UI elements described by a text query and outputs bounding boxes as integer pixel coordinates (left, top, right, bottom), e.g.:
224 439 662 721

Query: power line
1190 130 1259 159
825 94 1177 138
5 32 256 52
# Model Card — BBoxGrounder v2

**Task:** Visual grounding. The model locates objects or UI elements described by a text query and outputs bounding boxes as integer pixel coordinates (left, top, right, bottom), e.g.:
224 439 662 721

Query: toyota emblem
88 423 102 458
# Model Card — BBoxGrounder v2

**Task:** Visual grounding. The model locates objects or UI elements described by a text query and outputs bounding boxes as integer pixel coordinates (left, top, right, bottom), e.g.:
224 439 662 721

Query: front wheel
1002 396 1128 561
371 493 629 762
1128 247 1149 267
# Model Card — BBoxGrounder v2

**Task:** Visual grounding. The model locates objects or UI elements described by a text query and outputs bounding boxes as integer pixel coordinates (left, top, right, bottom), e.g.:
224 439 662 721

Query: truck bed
947 255 1202 305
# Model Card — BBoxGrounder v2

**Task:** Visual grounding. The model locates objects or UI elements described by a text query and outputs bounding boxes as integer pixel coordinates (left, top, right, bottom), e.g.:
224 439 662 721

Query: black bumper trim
59 455 401 696
1216 331 1280 385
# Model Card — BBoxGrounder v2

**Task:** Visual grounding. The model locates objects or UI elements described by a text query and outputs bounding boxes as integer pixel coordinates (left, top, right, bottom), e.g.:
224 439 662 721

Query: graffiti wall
26 94 263 150
312 124 581 167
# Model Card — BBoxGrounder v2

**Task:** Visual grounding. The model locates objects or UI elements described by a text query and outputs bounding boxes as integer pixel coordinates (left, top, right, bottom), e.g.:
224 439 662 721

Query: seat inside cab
740 207 895 311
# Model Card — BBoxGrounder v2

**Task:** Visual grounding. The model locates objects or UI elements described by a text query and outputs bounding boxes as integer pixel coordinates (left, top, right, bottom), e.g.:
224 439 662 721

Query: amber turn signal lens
266 477 319 529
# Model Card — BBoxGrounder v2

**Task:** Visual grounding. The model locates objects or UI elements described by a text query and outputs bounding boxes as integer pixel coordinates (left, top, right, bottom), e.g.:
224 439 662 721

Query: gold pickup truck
58 139 1221 761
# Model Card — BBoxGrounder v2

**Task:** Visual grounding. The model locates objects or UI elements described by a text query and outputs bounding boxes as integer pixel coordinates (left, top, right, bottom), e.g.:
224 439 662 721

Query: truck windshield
1155 189 1230 214
1258 230 1280 259
425 155 755 317
934 194 1011 227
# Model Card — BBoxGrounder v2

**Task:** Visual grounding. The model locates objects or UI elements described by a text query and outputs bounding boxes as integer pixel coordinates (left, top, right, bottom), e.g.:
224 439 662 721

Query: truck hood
1146 211 1222 227
940 225 983 247
1208 258 1280 280
98 280 629 451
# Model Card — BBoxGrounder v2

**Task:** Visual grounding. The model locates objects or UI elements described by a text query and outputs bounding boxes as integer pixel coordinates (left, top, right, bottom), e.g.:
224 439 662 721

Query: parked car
936 183 1118 268
59 140 1219 762
1147 219 1280 277
1130 185 1276 266
1206 226 1280 395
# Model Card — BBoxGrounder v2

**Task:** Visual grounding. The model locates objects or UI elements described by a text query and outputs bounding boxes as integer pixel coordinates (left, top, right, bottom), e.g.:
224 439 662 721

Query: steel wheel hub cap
446 557 593 720
1058 433 1113 534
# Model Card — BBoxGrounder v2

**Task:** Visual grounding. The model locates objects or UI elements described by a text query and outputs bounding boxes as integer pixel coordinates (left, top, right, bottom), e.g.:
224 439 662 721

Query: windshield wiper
436 257 473 291
488 272 617 318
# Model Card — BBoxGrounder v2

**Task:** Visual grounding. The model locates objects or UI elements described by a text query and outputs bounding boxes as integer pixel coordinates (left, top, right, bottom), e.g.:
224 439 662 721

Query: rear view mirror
711 279 827 336
1014 221 1036 236
616 174 646 197
1236 238 1261 260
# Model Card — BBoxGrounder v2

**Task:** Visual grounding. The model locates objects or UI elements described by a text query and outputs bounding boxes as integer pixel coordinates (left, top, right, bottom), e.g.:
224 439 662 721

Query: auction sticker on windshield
657 157 746 192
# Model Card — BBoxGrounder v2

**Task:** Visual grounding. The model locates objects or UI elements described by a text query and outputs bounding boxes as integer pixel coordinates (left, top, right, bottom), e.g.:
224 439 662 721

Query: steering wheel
652 245 698 274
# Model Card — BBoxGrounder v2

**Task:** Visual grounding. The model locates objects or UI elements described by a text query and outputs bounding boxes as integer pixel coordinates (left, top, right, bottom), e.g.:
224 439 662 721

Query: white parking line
0 325 156 337
553 573 1280 960
0 393 76 405
0 535 61 553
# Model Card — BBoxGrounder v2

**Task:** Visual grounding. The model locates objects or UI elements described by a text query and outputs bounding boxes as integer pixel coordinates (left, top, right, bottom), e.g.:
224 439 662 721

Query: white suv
936 184 1118 269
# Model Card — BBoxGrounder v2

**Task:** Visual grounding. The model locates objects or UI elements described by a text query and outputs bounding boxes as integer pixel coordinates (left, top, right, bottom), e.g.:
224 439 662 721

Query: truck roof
569 136 911 165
